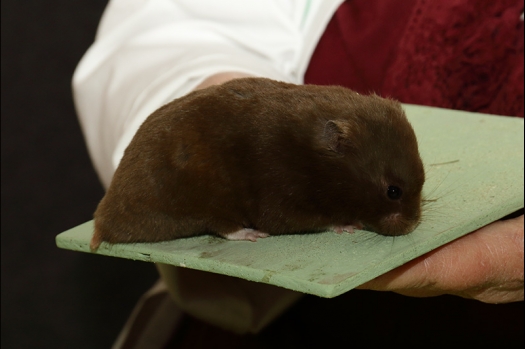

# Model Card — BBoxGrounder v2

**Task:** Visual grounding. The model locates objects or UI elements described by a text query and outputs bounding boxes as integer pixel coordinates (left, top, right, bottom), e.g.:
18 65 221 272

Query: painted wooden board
56 105 524 298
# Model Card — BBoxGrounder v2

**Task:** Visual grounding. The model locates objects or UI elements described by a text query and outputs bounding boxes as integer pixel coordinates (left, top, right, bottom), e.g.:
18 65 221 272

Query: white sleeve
72 0 343 188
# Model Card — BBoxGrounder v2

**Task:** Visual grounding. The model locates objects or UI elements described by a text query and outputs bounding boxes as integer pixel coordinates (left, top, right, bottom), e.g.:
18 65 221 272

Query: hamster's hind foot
224 228 269 242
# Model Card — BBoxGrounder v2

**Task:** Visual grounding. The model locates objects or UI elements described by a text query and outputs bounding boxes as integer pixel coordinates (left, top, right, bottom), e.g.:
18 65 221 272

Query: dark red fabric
304 0 524 117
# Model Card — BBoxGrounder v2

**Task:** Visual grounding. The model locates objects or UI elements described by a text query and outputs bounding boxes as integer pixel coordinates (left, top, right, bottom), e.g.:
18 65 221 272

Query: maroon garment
304 0 524 117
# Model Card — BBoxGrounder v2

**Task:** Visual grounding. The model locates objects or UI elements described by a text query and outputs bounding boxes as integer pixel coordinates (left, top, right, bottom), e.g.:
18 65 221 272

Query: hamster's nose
377 212 419 236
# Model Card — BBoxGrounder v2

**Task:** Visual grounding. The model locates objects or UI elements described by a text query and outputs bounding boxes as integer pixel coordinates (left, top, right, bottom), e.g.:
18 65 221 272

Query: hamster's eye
387 186 402 200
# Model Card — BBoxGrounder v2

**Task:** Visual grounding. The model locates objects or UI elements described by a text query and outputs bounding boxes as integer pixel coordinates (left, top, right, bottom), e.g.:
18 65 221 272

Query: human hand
357 215 524 304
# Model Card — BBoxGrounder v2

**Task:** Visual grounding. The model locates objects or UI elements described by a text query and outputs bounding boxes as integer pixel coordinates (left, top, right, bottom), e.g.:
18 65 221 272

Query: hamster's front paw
333 223 363 234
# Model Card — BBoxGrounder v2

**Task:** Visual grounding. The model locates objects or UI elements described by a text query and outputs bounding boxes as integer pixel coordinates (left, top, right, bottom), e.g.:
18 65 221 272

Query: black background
1 2 158 348
1 1 523 349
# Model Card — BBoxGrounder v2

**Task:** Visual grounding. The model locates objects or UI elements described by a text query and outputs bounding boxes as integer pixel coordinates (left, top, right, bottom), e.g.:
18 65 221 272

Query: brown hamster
90 77 425 251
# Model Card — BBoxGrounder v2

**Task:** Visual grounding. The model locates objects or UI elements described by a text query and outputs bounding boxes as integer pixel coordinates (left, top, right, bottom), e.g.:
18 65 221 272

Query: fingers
357 215 524 304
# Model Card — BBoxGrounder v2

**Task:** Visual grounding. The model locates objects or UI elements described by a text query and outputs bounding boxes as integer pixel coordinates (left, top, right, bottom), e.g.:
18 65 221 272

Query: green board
56 105 524 298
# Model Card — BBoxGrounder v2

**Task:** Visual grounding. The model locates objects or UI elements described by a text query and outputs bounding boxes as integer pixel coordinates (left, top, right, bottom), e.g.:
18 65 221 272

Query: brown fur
91 78 425 250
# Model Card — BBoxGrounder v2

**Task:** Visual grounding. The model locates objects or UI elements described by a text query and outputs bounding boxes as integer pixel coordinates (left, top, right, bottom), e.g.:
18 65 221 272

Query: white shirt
72 0 343 188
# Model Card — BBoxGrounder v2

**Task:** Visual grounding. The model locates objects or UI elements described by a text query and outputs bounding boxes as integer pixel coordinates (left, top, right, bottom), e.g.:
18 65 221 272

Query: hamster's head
323 94 425 236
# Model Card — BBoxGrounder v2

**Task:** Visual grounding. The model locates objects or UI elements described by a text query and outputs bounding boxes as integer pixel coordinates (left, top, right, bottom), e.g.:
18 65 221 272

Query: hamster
90 77 425 251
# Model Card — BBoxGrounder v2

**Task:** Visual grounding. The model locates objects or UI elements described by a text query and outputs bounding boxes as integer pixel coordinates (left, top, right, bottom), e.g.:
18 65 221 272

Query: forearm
73 0 321 188
195 72 255 90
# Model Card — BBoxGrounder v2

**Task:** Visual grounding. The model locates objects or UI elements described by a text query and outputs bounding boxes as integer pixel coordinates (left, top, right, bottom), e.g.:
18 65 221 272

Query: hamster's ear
323 120 351 154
